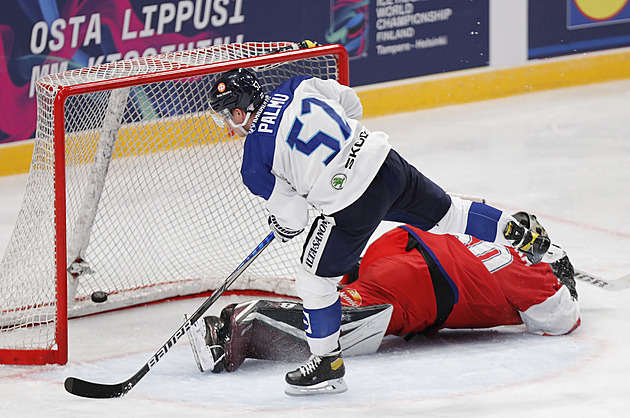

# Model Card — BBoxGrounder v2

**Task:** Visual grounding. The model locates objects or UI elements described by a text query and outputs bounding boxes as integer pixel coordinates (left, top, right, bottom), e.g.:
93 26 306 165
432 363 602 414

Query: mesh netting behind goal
0 42 348 364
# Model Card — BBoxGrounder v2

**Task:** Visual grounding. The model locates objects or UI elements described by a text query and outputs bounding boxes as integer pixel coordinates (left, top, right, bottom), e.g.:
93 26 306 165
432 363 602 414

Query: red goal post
0 42 349 365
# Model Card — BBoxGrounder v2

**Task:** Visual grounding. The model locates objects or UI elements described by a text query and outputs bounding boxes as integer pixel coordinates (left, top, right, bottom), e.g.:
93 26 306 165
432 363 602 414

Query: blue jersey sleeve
241 132 276 200
241 76 312 200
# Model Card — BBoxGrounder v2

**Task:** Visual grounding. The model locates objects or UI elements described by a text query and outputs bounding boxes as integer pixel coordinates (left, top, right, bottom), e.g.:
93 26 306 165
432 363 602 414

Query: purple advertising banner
1 0 489 144
0 0 245 143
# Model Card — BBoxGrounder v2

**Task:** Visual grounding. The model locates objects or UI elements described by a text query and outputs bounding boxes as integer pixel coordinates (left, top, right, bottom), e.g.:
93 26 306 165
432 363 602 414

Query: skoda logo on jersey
331 174 346 190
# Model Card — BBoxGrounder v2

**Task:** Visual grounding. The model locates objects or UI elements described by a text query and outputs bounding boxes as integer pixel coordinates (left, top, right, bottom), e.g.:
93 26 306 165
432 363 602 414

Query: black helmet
209 68 265 114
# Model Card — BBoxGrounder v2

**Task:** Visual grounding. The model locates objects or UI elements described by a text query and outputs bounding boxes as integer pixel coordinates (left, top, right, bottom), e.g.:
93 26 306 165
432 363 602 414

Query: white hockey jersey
241 76 391 230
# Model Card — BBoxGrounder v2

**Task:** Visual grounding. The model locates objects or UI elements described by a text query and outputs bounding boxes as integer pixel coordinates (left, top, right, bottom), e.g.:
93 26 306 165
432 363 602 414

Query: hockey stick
574 269 630 291
64 232 275 398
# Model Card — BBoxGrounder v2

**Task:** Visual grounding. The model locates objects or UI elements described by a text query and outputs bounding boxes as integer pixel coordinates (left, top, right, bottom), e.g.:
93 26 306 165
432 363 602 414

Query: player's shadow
376 325 533 354
235 326 535 373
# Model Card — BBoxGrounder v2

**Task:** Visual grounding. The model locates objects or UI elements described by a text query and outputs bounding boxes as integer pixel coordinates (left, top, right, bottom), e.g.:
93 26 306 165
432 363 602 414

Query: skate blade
284 378 348 396
541 244 566 264
184 315 209 373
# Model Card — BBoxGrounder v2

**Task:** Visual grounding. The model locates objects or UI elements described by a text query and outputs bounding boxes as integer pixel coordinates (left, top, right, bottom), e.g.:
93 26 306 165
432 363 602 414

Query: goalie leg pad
218 300 393 372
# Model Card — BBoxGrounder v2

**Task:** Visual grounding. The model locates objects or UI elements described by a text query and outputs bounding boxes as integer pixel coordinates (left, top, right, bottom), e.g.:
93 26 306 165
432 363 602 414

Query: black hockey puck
91 291 108 303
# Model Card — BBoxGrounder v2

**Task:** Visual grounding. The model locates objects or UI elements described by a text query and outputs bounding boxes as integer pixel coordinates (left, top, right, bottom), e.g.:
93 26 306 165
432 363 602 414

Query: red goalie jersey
339 225 580 337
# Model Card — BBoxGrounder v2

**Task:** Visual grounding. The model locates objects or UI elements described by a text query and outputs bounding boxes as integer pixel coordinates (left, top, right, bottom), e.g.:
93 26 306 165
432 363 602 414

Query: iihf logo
331 173 346 190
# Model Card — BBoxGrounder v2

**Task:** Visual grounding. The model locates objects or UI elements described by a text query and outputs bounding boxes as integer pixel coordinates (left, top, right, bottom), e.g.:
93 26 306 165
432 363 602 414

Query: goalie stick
64 232 275 399
574 269 630 291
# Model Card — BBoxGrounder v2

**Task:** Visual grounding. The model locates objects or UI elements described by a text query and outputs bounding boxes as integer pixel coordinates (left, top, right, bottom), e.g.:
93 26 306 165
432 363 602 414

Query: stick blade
64 377 129 399
606 274 630 291
574 270 630 291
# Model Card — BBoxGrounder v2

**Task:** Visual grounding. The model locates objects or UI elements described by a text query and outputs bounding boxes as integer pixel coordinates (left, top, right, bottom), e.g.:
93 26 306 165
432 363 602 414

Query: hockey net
0 42 348 365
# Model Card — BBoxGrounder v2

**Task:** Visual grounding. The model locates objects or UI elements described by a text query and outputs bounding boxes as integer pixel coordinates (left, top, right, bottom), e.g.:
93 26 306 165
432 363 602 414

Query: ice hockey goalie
186 219 579 376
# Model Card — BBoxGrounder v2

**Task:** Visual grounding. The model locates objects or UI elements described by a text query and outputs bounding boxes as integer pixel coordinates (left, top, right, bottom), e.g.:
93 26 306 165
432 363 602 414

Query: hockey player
186 216 580 394
208 68 557 395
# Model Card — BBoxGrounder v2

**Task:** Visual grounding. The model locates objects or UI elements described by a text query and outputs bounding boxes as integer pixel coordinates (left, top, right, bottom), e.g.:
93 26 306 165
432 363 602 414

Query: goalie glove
268 214 304 242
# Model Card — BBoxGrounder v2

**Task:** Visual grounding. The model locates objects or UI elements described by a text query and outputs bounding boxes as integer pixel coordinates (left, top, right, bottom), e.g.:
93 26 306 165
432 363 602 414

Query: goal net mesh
0 42 344 361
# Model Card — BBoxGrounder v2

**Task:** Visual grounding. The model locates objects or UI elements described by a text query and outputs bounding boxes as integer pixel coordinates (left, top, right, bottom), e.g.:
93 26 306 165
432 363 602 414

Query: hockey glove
268 215 304 242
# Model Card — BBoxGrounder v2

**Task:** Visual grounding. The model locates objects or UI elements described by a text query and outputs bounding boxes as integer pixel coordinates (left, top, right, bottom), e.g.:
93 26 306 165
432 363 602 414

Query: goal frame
0 43 349 366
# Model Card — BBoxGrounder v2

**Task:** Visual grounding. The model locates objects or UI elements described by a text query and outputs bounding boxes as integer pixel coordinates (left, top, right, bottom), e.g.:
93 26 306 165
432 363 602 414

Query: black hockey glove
268 214 304 242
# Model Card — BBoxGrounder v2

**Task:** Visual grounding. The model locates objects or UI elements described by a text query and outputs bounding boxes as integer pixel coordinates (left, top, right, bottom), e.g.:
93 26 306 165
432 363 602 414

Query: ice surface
1 79 629 417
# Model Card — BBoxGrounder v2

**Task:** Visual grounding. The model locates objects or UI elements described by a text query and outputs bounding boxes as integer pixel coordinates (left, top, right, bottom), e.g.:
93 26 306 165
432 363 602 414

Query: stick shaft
65 232 275 398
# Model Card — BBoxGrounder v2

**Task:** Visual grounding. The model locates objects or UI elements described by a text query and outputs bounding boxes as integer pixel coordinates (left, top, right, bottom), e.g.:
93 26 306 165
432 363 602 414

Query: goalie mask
209 68 266 135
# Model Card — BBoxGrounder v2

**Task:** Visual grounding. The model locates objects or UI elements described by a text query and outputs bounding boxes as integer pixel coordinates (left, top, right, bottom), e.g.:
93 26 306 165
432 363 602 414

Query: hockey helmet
209 68 265 114
209 68 265 135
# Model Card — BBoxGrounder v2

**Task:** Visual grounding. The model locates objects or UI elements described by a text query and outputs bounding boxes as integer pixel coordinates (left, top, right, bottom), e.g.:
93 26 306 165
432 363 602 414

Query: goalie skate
185 314 225 373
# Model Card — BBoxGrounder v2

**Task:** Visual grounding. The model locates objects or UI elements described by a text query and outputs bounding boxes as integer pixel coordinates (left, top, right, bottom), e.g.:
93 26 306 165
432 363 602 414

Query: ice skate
511 212 577 298
505 212 552 264
185 314 226 373
511 211 567 263
284 349 347 396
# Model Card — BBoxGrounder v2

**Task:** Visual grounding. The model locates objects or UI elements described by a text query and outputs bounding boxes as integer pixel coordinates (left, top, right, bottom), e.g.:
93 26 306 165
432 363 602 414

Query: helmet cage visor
210 107 233 128
211 107 251 136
